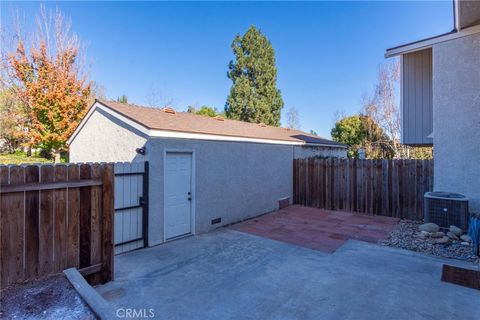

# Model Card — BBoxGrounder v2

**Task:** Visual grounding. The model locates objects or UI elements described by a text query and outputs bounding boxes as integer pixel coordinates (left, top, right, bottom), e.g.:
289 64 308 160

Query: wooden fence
293 158 434 220
0 163 114 289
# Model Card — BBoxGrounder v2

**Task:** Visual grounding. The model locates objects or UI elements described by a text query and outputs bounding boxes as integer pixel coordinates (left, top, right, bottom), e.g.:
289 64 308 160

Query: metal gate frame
114 161 149 248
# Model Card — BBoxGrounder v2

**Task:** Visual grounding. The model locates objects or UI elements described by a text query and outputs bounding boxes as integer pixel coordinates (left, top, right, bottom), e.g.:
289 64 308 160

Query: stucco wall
293 145 346 159
69 109 148 163
432 33 480 212
144 138 293 246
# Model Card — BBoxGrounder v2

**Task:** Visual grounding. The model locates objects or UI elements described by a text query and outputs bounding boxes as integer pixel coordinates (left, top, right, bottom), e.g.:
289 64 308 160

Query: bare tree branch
144 83 175 108
285 106 301 130
364 59 403 158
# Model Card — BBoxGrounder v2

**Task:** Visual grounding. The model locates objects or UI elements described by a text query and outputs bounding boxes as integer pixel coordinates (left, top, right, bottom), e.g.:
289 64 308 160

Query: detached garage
68 99 346 248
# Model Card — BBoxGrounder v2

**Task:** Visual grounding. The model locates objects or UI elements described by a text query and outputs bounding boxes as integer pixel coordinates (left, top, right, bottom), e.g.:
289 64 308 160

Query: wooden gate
114 162 149 254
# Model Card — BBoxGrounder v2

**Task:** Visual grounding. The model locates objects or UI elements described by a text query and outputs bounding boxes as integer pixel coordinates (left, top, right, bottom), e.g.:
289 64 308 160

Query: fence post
143 161 150 247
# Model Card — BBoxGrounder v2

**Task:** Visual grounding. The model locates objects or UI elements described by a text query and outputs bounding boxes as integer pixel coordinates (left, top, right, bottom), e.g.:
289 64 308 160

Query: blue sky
1 1 453 138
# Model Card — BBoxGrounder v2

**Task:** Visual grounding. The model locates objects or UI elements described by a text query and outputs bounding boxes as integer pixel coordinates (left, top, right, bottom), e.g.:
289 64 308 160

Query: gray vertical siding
402 48 433 145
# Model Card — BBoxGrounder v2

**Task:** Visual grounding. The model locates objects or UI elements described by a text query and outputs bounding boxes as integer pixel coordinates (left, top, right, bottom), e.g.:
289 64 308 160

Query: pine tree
225 26 284 126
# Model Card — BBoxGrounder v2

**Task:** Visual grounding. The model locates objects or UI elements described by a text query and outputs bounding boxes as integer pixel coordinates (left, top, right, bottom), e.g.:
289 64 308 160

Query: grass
0 151 53 165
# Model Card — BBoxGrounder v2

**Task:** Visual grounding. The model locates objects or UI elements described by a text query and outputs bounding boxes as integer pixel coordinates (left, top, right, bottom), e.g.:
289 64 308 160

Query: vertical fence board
10 166 25 285
79 164 92 269
0 166 8 288
368 161 374 214
87 164 103 284
90 164 102 267
1 166 25 287
398 160 405 218
376 160 383 215
54 165 68 272
101 164 114 283
24 165 40 280
67 164 80 268
39 165 54 277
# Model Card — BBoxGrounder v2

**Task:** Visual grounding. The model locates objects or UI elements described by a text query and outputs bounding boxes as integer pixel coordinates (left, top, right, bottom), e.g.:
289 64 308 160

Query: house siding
432 33 480 212
402 48 433 146
458 1 480 29
69 108 148 163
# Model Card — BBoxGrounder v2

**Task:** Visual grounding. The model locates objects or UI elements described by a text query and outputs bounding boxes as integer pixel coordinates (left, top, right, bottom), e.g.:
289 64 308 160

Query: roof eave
385 24 480 58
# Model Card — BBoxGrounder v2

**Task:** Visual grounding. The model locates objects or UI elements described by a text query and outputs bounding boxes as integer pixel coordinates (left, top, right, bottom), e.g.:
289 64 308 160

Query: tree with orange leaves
6 6 91 162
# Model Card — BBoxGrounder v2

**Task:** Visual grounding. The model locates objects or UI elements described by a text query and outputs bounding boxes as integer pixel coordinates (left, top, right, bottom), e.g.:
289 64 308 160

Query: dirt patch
0 274 97 320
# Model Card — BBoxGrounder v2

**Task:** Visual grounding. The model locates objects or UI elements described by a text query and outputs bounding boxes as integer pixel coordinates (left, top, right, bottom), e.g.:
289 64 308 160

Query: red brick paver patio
229 205 399 253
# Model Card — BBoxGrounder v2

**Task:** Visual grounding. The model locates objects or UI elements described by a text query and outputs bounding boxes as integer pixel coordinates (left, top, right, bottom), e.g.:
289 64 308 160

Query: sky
1 1 453 138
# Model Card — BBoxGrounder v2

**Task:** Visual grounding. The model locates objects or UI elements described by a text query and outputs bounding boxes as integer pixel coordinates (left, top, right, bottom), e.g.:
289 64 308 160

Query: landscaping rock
460 234 472 242
435 236 450 244
446 232 459 240
417 232 427 239
449 225 463 237
380 220 477 262
461 242 471 246
419 223 440 233
430 231 445 238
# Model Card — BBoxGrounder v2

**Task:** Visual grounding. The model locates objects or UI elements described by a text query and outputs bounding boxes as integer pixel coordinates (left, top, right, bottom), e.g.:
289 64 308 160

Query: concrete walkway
96 229 479 320
230 205 399 253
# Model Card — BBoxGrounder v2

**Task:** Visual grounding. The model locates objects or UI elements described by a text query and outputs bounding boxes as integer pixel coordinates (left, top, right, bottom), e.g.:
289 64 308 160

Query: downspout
453 0 459 32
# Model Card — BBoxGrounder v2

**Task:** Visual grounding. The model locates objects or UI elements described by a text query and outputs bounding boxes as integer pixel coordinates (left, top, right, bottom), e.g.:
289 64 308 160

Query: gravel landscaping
0 275 96 320
380 220 479 262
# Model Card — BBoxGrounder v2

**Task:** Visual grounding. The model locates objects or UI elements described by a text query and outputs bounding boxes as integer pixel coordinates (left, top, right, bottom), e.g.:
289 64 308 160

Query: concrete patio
96 228 479 320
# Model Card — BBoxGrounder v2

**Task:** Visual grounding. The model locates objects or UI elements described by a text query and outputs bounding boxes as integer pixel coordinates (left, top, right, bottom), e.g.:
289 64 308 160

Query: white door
165 152 193 240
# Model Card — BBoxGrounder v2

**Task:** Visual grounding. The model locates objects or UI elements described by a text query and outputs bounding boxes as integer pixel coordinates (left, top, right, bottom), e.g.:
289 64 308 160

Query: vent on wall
279 197 290 209
211 217 222 225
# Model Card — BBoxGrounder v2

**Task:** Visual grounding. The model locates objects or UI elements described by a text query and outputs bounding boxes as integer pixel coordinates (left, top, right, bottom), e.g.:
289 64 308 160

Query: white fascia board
385 24 480 58
148 129 305 146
